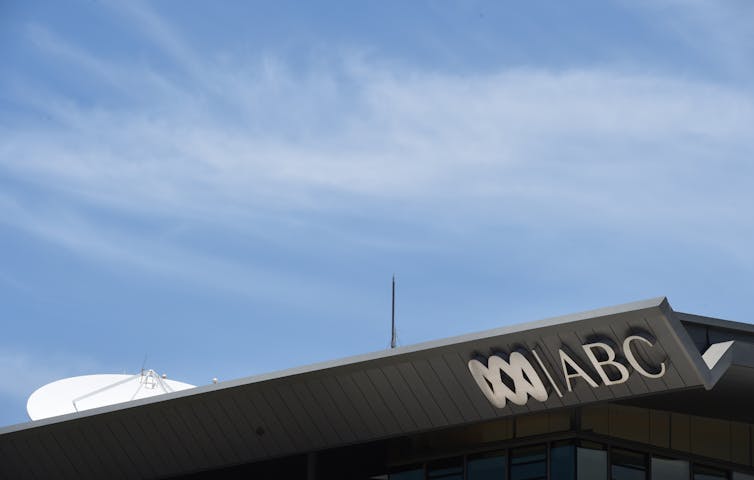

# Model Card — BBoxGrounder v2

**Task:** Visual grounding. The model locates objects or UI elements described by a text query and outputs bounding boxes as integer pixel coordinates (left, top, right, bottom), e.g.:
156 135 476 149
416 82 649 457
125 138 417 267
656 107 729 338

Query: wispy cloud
0 192 369 310
2 2 754 290
631 0 754 79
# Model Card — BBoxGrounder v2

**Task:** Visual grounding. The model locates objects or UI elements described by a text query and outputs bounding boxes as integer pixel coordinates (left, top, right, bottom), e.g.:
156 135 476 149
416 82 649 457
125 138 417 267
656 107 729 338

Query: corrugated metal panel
304 378 357 444
161 404 214 472
274 383 326 448
318 376 369 441
65 423 110 478
17 433 54 480
442 352 497 419
335 373 385 438
260 387 309 451
351 370 402 435
395 362 449 428
214 393 269 459
290 382 341 445
243 389 295 455
84 422 129 478
412 359 467 425
365 368 417 432
143 408 194 471
202 397 255 462
106 418 155 478
428 356 483 423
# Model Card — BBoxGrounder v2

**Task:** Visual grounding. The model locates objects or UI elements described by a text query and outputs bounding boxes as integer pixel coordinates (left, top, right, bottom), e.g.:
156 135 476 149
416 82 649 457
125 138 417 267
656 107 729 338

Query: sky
1 0 753 427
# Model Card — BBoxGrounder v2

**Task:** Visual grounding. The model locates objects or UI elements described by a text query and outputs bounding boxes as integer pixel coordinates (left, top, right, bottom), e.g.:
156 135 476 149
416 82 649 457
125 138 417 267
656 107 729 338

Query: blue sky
1 0 754 427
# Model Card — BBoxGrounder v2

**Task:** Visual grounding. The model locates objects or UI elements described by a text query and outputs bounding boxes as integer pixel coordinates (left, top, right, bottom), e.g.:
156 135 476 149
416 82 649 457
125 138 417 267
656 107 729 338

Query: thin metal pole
391 275 397 349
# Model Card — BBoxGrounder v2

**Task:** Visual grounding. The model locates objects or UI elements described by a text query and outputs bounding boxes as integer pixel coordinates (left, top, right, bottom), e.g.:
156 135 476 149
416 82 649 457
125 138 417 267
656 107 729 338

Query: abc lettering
468 334 666 408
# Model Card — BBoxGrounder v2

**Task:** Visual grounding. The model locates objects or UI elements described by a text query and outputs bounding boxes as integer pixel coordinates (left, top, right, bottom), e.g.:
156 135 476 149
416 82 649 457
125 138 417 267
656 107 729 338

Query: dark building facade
2 297 754 479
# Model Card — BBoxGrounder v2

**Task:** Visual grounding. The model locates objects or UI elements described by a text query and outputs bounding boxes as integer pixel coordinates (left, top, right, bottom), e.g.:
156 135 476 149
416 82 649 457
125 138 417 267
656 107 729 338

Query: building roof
2 297 753 479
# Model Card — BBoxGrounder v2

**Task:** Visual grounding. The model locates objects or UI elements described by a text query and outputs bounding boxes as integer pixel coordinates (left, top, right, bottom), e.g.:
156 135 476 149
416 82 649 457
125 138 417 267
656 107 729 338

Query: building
2 297 754 479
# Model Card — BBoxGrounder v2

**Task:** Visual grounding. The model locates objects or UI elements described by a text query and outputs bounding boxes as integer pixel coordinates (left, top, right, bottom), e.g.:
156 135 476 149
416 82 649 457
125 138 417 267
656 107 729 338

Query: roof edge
0 296 671 435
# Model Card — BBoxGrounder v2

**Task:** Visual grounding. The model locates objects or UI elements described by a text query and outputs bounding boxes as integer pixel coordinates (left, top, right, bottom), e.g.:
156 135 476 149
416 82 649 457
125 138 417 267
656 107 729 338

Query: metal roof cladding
2 297 754 479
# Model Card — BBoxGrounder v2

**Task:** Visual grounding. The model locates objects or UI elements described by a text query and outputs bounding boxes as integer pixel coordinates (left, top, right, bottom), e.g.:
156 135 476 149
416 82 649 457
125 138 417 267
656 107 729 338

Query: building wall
581 404 753 467
389 404 754 473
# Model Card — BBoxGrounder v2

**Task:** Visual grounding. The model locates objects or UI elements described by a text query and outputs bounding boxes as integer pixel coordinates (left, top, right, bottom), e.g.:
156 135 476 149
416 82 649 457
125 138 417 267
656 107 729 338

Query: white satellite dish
27 369 195 421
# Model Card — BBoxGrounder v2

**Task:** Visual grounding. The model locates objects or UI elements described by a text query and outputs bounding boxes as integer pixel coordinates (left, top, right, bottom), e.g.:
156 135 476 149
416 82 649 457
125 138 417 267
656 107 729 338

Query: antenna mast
391 275 397 348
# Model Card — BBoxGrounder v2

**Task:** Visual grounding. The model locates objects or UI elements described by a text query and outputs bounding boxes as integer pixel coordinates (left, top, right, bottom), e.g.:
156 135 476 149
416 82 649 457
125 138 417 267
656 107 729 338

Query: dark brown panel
690 415 730 461
609 405 650 444
731 421 750 466
649 409 670 448
671 412 691 452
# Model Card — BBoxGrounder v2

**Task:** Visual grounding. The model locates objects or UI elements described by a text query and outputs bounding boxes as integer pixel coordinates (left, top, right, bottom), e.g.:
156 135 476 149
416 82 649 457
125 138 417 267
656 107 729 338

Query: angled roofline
0 296 670 435
6 296 754 480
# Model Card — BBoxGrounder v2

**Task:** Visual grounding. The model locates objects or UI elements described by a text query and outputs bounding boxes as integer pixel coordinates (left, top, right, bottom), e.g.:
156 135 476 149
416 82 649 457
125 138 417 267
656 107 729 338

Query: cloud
2 5 754 289
4 51 752 206
0 192 370 311
630 0 754 79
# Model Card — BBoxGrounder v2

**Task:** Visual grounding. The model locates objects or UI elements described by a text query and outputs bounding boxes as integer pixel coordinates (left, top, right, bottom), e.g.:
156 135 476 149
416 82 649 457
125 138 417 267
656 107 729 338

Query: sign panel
468 333 667 408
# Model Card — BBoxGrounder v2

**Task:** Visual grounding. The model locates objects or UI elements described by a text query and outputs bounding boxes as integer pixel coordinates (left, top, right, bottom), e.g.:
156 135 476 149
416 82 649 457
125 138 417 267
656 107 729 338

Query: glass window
611 449 646 480
577 442 607 480
694 465 728 480
428 457 463 480
551 442 575 480
651 457 689 480
511 444 547 480
390 467 423 480
468 451 507 480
